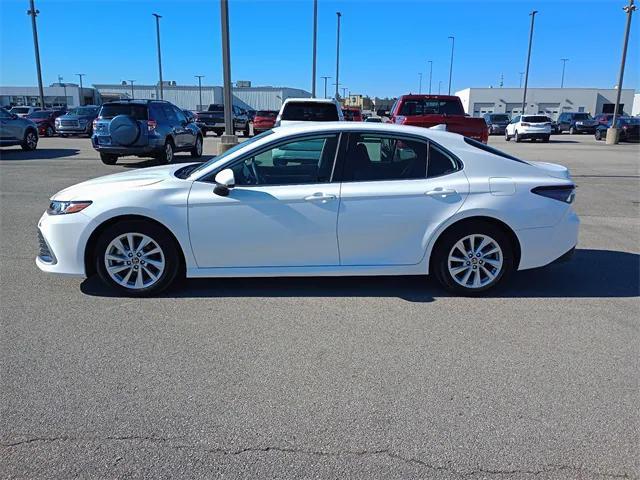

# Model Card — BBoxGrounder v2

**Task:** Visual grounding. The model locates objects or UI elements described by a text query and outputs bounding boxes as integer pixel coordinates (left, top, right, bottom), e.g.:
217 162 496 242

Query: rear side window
149 105 167 122
399 99 463 116
162 105 178 123
100 104 148 120
281 102 339 121
428 144 459 177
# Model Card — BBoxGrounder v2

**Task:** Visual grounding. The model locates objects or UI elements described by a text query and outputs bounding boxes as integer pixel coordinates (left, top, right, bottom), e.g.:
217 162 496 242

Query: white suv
505 115 552 143
276 98 343 127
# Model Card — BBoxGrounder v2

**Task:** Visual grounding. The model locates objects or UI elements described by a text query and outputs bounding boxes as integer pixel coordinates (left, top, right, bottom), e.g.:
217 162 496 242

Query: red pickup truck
389 95 488 143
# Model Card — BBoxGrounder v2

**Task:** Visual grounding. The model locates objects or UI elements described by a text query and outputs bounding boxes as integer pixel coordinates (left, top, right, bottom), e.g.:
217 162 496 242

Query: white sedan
36 123 579 296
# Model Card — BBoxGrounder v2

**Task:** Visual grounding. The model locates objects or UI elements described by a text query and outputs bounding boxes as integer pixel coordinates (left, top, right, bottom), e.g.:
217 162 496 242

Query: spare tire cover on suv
109 115 141 146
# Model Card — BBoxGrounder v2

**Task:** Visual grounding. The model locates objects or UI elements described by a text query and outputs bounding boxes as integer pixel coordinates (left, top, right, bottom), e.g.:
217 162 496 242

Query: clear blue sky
1 0 638 98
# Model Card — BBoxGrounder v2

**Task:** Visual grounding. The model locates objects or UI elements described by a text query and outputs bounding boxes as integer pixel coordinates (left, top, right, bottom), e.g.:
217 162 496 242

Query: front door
336 132 469 266
188 133 341 268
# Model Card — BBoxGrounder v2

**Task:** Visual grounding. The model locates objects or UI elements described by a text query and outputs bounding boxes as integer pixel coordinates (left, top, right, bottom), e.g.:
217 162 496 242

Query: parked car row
595 116 640 142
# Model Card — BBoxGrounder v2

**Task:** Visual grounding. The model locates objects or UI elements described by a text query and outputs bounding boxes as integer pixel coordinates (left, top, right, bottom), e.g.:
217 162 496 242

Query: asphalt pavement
1 133 638 479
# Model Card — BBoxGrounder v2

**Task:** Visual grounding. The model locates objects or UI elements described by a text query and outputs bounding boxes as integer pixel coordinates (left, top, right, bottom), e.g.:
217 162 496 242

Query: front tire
432 221 514 295
45 126 54 137
505 131 510 141
21 129 38 151
595 130 602 141
95 220 180 296
542 135 550 143
569 126 576 135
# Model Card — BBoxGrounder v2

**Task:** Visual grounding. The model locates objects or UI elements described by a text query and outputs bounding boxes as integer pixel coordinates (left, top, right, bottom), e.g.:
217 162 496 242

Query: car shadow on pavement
0 148 80 160
119 155 213 169
80 249 639 301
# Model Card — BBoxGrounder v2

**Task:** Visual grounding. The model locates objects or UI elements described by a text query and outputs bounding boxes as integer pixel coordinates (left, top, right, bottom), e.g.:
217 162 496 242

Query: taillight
532 185 575 204
147 120 157 132
521 122 530 126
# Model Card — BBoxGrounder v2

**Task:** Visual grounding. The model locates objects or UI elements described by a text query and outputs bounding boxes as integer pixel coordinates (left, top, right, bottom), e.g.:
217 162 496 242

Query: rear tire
504 131 510 141
100 153 118 165
21 129 38 151
595 130 602 141
159 139 175 164
190 135 203 158
569 126 576 135
432 221 514 295
515 131 521 143
95 220 180 296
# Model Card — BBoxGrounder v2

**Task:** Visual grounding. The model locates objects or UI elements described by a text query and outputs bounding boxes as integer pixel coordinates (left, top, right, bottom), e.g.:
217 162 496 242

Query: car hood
52 164 189 201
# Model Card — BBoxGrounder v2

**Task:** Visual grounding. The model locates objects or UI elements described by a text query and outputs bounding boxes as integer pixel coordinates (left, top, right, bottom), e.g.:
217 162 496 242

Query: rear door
0 108 20 141
335 132 469 266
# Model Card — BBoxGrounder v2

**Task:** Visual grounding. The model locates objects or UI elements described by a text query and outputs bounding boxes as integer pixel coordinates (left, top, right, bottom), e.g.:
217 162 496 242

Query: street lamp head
448 35 454 39
530 10 538 15
152 13 162 18
336 11 341 17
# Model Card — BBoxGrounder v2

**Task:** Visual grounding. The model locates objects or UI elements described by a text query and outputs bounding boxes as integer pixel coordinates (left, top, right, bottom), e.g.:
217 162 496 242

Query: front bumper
36 211 94 277
56 124 91 134
516 209 580 270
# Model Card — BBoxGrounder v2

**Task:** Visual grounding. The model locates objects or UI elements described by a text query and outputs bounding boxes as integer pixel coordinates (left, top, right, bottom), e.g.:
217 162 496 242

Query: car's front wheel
21 129 38 151
569 126 576 135
46 126 54 137
595 130 603 141
95 220 180 296
504 130 510 141
432 221 514 295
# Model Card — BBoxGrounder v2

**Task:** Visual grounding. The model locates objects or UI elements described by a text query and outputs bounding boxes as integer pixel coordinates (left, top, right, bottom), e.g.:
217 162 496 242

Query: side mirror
213 168 235 196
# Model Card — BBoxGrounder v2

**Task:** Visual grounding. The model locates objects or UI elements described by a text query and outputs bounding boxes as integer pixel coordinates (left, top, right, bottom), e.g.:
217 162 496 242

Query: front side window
341 134 427 182
162 105 178 123
229 135 339 186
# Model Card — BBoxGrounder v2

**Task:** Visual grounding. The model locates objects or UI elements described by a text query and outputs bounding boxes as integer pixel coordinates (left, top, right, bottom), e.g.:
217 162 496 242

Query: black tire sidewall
190 135 203 158
433 221 515 295
95 220 180 296
100 153 118 165
160 140 174 164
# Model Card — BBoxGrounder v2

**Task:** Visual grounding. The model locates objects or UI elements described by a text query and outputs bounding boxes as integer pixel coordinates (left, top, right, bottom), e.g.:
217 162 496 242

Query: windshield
99 104 147 120
67 107 99 116
573 113 591 120
188 130 275 177
490 114 510 122
399 99 463 116
522 116 550 123
27 111 52 119
281 102 339 121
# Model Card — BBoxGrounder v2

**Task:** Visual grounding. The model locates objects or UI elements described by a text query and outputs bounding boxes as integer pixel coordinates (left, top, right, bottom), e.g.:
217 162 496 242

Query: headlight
55 118 61 125
47 200 92 215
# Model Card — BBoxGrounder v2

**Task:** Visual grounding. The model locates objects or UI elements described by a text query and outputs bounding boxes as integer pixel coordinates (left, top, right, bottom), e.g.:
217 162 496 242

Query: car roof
282 97 337 104
398 94 459 101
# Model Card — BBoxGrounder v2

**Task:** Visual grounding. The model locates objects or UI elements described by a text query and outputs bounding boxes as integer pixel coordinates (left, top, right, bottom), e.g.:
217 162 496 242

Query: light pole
560 58 569 88
195 75 204 110
438 80 442 95
608 0 636 144
447 36 455 95
519 71 524 88
27 0 45 109
128 80 135 99
428 60 433 94
335 12 341 99
76 73 85 106
521 10 538 115
152 13 164 100
342 87 348 101
220 0 237 151
321 76 331 99
418 73 423 94
58 75 67 107
311 0 318 97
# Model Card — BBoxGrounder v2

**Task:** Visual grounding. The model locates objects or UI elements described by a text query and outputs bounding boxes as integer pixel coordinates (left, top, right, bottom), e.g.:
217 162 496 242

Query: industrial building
0 84 98 109
456 87 636 119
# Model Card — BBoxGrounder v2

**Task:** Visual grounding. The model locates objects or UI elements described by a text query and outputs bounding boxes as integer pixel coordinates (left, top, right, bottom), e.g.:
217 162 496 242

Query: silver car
0 107 38 151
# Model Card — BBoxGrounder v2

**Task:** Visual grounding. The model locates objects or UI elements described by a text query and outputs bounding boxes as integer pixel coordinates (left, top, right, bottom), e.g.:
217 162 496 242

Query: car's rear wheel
95 220 180 296
159 140 174 164
100 153 118 165
191 135 203 158
595 130 602 141
432 221 514 295
514 131 521 143
21 129 38 151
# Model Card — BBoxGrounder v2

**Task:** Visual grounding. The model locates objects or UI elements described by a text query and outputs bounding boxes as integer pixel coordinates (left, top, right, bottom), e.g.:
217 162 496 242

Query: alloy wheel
447 234 503 289
104 232 165 290
196 137 202 155
26 132 37 149
165 143 173 163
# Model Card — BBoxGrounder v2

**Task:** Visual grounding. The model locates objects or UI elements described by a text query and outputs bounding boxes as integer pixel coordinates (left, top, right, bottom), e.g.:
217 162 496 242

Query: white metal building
456 87 636 119
0 84 98 109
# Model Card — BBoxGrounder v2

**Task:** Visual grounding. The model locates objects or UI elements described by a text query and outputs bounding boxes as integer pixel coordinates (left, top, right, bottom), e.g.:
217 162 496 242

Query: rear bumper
572 125 596 133
91 136 163 156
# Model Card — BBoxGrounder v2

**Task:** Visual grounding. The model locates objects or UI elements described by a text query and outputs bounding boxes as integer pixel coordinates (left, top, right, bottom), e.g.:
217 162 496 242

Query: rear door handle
304 193 336 203
425 188 457 197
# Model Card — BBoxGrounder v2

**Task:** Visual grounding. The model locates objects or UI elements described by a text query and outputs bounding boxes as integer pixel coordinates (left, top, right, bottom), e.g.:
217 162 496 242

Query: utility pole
428 60 433 94
608 0 636 144
342 87 348 101
76 73 85 106
153 14 164 100
311 0 318 97
521 10 538 115
58 75 67 107
519 71 524 88
27 0 45 109
128 80 135 99
560 58 569 88
500 73 504 88
321 76 331 99
438 80 442 95
195 75 204 110
335 12 341 99
447 36 455 95
418 73 423 94
220 0 237 151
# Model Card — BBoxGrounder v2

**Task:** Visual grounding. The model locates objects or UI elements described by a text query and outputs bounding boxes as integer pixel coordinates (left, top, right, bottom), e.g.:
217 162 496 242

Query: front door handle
425 188 457 197
304 193 336 203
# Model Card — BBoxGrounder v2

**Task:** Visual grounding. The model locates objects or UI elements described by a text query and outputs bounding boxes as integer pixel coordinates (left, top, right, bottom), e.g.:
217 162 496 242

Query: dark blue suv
92 99 203 165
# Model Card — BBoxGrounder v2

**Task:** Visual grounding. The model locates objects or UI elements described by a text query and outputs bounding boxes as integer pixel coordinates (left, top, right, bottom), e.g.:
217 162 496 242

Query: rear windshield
620 117 640 125
99 104 148 120
522 116 550 123
573 113 591 120
256 110 277 117
281 102 339 121
208 105 224 112
27 111 52 118
463 137 529 164
489 114 510 121
399 99 463 116
11 107 30 113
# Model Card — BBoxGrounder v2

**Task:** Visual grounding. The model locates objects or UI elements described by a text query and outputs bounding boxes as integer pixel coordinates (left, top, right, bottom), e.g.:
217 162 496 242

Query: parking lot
1 134 638 478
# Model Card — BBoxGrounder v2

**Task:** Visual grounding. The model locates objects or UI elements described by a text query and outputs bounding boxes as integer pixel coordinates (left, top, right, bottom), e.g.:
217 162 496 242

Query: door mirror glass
213 168 235 196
